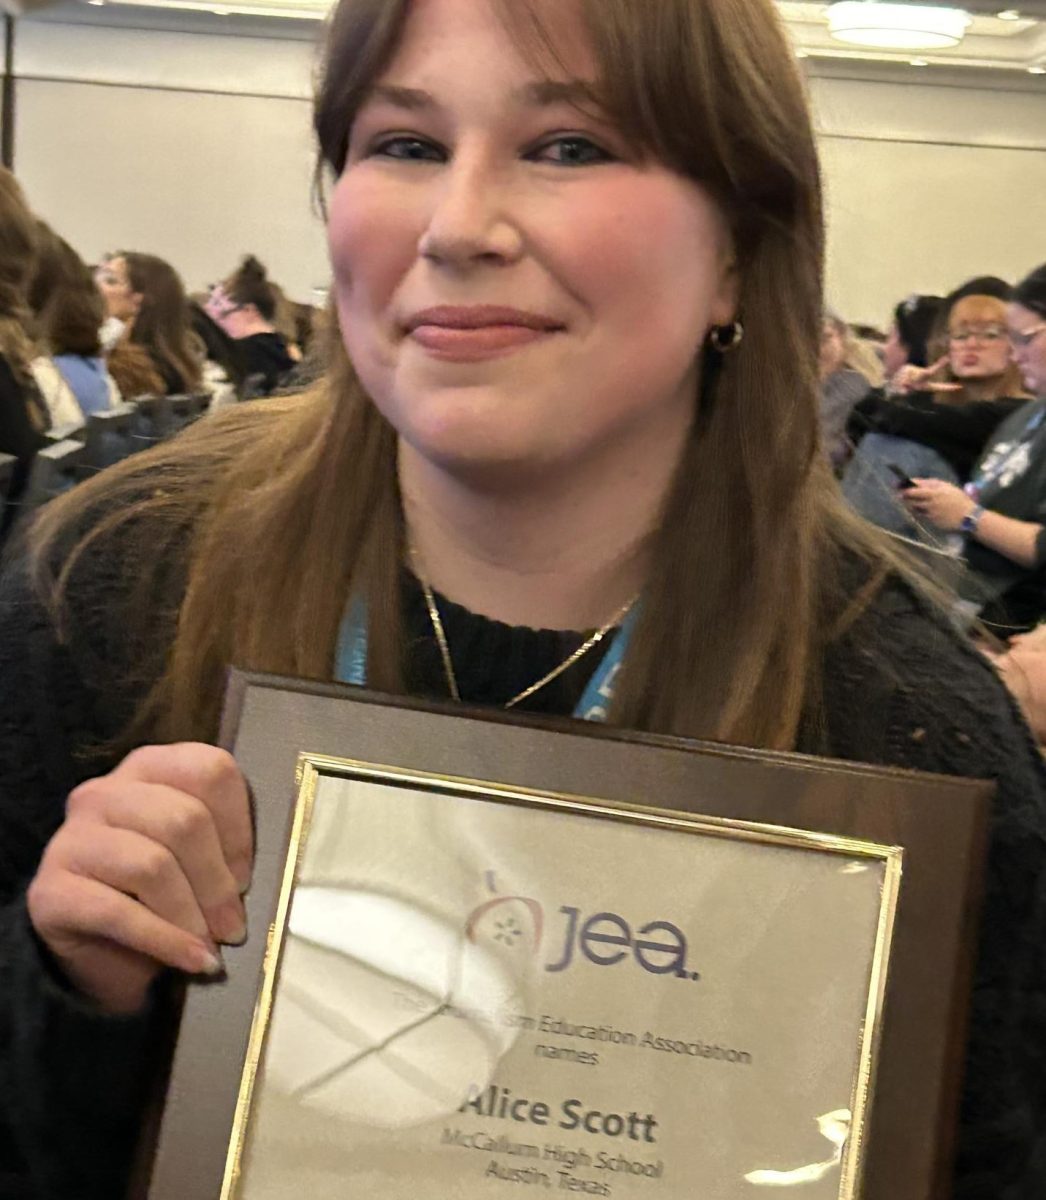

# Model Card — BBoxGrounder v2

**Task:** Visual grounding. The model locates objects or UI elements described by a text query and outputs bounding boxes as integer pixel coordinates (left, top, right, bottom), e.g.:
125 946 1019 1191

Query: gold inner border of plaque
219 754 903 1200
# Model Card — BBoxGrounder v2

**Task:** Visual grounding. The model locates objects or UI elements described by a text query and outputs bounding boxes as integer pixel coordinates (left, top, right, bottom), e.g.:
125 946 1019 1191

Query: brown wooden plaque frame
142 670 991 1200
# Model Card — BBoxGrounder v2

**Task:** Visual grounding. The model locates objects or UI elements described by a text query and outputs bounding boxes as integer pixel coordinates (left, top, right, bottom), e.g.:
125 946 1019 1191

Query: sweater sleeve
875 396 1015 451
0 557 158 1200
823 584 1046 1197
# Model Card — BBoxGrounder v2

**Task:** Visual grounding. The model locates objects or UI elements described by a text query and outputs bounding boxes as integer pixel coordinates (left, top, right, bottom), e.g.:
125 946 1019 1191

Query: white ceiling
781 0 1046 70
12 0 1046 75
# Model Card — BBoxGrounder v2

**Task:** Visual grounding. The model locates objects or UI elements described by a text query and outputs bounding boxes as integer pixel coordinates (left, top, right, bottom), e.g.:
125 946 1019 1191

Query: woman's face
882 322 907 378
819 321 845 379
946 298 1011 382
1008 302 1046 398
95 255 141 323
327 0 738 479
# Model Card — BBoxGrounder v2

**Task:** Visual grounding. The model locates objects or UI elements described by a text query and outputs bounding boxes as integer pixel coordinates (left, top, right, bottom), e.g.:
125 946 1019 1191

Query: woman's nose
417 154 524 269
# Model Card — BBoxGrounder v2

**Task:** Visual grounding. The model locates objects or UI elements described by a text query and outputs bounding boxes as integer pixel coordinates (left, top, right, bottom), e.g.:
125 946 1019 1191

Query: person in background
881 293 944 382
27 224 120 424
96 252 203 396
205 256 297 395
819 309 877 469
849 290 1027 484
903 264 1046 633
844 287 1028 539
0 168 48 528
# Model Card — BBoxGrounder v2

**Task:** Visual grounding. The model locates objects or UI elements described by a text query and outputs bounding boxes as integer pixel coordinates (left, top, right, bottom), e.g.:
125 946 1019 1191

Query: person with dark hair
28 223 120 421
1 3 1045 1198
96 252 203 396
205 256 296 394
844 283 1029 533
0 168 48 529
1010 264 1046 397
902 265 1046 632
882 293 943 376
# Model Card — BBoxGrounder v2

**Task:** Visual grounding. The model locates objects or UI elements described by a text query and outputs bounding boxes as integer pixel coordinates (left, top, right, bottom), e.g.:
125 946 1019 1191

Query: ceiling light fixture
1029 64 1046 73
996 9 1021 19
827 2 971 49
910 56 929 65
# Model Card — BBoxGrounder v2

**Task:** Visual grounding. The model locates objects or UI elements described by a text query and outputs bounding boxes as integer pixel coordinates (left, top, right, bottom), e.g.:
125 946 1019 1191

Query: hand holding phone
887 463 916 490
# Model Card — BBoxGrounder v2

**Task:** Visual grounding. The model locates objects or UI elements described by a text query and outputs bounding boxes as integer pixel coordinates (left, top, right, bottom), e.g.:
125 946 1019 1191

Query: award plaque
143 673 990 1200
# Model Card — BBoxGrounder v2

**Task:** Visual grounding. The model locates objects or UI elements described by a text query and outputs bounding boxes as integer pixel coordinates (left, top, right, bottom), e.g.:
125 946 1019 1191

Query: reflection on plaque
225 762 899 1200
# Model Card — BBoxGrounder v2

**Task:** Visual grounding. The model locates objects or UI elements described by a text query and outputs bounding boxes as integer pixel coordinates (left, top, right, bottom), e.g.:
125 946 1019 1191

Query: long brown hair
122 252 203 393
29 222 105 358
0 168 38 379
32 0 902 751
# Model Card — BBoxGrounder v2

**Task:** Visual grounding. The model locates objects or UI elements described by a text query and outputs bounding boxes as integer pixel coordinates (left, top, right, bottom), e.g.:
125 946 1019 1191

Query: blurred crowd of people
0 168 324 528
822 266 1046 642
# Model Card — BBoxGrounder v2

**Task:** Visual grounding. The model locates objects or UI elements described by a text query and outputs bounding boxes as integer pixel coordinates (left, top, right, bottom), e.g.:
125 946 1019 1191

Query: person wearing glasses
904 265 1046 632
843 286 1027 536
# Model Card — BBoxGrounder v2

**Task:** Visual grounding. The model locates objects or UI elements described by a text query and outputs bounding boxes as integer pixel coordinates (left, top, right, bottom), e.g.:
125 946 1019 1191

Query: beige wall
8 20 1046 319
810 71 1046 326
12 22 329 300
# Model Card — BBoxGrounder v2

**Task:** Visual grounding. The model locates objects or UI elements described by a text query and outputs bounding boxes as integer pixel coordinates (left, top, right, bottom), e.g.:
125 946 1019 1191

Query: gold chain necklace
413 554 635 709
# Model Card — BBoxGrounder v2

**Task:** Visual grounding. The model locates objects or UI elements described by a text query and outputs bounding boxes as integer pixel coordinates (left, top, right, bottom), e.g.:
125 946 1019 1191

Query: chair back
168 392 209 433
20 440 87 510
82 403 139 474
130 394 174 447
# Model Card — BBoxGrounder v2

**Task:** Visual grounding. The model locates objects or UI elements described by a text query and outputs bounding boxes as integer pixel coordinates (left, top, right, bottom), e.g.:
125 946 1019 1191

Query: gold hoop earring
708 321 744 353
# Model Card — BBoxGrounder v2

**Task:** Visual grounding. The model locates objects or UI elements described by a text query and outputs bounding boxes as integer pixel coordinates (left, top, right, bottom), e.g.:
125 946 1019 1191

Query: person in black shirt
903 264 1046 632
205 256 297 395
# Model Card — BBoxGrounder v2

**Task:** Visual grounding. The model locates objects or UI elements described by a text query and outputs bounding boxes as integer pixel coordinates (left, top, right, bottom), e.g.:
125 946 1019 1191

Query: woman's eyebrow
365 79 601 112
367 84 435 110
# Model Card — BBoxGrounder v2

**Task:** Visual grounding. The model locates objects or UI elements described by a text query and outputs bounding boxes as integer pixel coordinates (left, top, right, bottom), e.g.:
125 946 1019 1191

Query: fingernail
230 856 253 893
209 900 248 946
190 943 225 977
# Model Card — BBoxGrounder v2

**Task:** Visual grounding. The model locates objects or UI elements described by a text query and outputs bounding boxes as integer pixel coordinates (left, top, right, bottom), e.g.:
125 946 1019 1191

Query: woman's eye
371 137 445 163
531 136 615 167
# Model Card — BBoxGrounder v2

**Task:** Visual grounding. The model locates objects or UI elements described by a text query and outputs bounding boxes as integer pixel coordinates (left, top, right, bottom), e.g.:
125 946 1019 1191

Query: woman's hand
26 744 253 1015
902 478 977 532
890 356 962 396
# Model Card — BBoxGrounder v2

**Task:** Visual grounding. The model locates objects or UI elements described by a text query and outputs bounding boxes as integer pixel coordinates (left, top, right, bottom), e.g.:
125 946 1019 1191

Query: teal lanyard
334 599 637 723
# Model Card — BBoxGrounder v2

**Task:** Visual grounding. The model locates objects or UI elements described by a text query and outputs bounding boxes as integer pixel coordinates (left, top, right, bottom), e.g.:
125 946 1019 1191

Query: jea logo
464 872 699 982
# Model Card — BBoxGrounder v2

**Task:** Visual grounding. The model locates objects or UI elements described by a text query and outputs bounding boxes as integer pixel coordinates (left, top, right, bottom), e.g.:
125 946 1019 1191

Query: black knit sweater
2 536 1046 1199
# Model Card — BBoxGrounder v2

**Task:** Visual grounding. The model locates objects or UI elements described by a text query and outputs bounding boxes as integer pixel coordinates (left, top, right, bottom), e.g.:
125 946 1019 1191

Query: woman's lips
409 324 555 362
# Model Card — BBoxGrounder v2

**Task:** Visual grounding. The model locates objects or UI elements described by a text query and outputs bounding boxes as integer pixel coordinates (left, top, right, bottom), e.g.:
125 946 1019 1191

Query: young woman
904 265 1046 633
96 251 203 396
28 223 121 424
1 2 1044 1197
844 287 1029 537
205 255 298 394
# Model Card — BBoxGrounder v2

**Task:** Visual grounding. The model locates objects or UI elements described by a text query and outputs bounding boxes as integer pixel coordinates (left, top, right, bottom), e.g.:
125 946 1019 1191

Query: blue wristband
961 504 985 536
